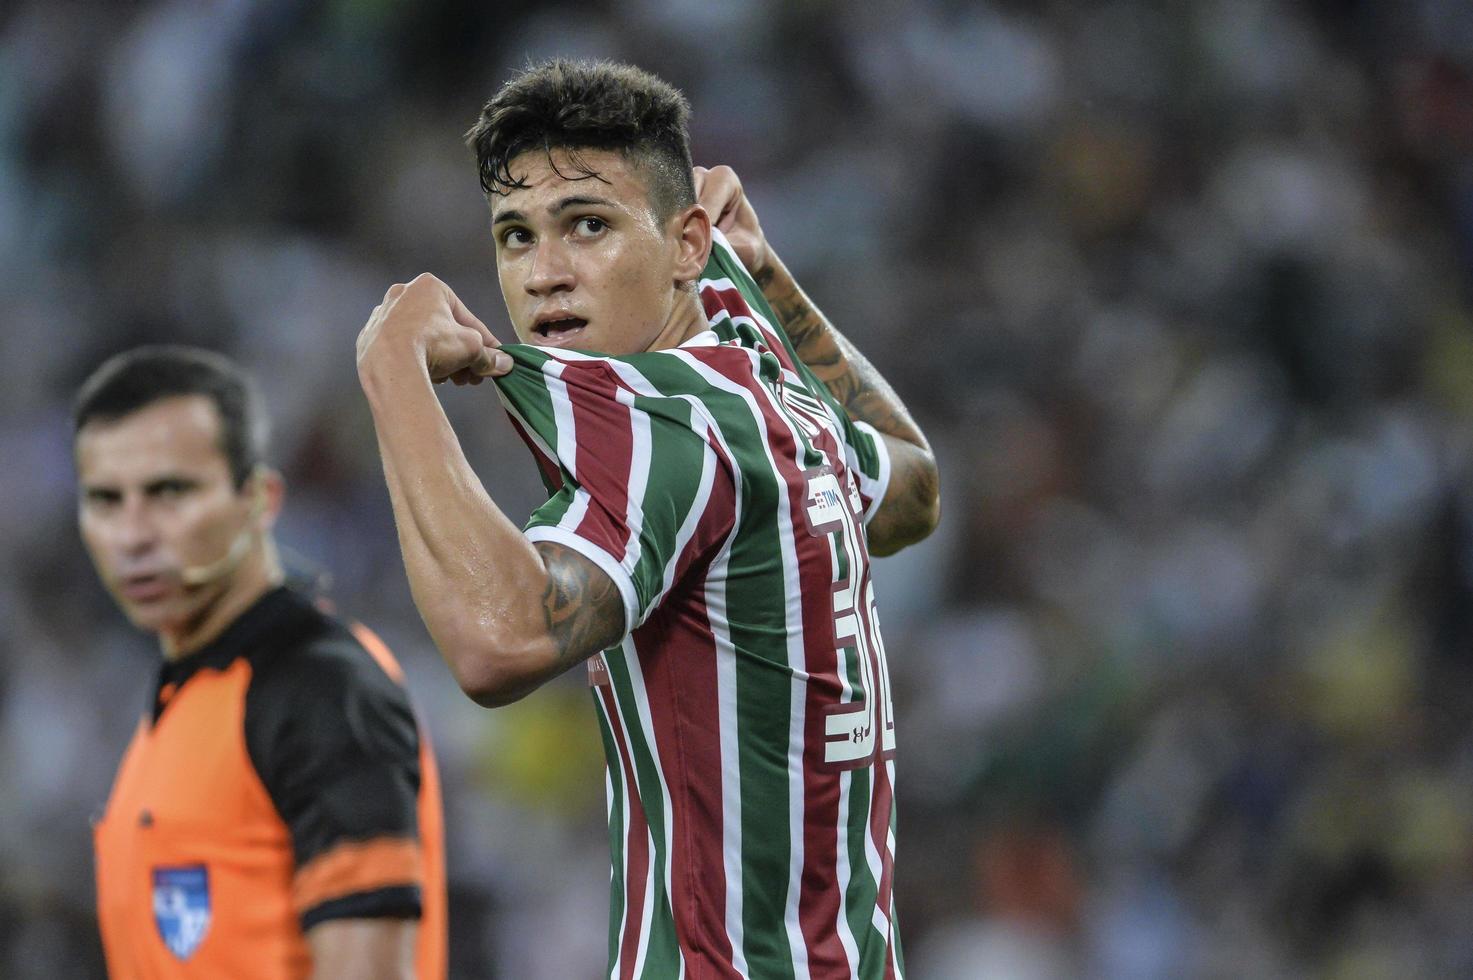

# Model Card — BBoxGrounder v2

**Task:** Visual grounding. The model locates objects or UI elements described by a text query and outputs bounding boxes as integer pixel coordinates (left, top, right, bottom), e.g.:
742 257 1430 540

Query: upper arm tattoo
535 541 628 667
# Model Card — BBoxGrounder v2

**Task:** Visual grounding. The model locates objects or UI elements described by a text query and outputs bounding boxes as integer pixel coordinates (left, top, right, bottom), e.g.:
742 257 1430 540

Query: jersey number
803 466 896 769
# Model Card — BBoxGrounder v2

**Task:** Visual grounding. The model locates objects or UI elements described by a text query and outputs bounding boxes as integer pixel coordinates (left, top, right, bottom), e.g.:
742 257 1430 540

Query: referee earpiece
178 465 271 587
247 466 268 521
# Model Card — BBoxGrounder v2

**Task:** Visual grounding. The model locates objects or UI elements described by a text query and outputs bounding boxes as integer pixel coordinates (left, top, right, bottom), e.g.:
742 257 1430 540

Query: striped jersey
492 231 902 979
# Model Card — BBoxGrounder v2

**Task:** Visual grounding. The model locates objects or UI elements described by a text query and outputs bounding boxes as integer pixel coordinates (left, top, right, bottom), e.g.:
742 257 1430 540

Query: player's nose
523 241 575 296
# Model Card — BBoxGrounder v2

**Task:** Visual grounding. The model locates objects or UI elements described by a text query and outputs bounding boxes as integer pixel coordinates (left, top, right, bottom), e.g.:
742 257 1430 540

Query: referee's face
75 395 261 651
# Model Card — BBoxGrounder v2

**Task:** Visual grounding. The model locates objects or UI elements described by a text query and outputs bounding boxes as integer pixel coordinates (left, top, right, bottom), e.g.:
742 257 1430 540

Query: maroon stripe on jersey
687 344 856 973
506 412 564 492
632 534 735 971
561 361 636 561
600 682 652 980
630 423 739 974
699 284 798 375
870 754 897 935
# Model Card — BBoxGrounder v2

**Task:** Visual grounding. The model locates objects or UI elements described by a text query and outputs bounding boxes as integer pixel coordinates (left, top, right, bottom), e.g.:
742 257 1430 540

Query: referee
75 346 446 978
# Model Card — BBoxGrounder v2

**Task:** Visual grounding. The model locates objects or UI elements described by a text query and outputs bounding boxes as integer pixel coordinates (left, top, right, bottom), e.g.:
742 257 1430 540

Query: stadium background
5 0 1473 976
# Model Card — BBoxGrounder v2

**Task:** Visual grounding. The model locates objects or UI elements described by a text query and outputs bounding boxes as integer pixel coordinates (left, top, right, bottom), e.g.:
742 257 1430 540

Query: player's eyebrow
492 196 622 226
548 195 619 214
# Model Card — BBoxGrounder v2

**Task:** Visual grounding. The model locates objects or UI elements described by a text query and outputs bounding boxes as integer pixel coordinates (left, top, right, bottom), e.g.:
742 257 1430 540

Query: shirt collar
151 586 302 720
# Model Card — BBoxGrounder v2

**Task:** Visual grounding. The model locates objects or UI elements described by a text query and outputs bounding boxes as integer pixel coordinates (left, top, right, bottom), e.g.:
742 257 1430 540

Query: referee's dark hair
73 345 267 488
466 58 696 222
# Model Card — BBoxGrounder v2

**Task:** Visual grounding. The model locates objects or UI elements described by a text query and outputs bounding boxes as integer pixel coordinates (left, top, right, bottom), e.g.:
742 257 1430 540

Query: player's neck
646 290 709 352
160 542 285 661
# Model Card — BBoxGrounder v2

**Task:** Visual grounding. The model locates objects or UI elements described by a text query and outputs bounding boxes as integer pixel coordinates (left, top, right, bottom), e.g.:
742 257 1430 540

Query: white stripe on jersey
542 363 593 538
707 538 749 978
615 387 651 572
833 770 861 974
545 360 579 480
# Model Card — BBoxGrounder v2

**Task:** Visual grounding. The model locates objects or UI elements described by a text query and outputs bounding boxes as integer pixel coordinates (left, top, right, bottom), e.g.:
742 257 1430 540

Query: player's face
493 148 698 356
76 396 257 645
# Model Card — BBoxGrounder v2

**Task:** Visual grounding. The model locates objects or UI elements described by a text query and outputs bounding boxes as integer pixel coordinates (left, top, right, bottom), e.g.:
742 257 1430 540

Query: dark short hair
73 345 267 488
466 59 696 221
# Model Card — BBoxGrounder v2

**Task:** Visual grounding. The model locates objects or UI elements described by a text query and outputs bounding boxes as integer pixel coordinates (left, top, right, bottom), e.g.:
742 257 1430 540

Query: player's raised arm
355 274 625 706
695 165 942 556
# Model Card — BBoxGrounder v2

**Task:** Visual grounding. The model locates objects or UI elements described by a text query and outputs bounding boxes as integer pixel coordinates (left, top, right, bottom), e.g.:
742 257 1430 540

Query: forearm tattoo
757 264 929 452
536 541 627 666
756 262 939 548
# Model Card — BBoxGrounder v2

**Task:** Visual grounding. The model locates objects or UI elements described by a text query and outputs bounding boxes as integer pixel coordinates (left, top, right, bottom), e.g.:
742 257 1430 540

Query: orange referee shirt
93 587 447 978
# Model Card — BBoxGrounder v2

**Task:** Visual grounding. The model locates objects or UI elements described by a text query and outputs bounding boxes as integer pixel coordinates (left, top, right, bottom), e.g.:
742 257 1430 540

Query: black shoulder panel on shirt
300 885 423 932
242 591 422 871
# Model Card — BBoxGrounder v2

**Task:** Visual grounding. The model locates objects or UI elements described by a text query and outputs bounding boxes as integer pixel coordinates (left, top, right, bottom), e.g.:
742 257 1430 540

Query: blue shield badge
152 865 211 960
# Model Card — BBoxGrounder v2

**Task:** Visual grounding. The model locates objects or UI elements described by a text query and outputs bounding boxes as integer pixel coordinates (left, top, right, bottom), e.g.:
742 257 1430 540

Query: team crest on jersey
152 865 211 960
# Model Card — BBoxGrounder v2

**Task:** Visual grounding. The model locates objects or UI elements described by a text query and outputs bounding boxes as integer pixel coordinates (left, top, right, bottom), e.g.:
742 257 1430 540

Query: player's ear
671 203 712 283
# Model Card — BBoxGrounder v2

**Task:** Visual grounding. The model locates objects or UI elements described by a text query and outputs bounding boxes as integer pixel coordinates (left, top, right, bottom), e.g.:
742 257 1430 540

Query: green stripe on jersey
622 393 706 620
595 703 627 969
493 343 567 493
606 648 678 977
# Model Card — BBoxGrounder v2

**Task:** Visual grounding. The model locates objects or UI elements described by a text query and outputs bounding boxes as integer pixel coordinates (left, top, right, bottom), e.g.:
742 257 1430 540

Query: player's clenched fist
357 273 512 386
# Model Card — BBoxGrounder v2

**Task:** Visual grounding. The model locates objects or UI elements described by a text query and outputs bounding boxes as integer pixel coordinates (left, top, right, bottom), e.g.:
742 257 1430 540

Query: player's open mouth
533 317 588 345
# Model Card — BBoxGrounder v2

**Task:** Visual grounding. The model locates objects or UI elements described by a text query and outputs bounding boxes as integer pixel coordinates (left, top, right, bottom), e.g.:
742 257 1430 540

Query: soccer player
356 59 939 977
77 346 447 978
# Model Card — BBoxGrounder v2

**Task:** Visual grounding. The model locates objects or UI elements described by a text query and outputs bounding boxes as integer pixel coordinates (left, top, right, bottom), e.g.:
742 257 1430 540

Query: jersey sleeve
838 415 892 525
495 349 735 634
244 634 425 931
700 231 893 523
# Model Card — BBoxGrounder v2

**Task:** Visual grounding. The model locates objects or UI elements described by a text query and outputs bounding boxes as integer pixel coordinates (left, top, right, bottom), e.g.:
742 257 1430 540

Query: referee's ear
671 202 712 285
244 466 286 532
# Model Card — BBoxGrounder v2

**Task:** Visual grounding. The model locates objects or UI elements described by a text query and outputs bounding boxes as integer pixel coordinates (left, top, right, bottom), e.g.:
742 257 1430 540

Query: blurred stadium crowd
5 0 1473 976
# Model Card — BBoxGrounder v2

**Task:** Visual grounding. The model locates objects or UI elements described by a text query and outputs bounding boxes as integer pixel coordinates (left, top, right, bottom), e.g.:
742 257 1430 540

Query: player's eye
500 227 532 248
573 216 607 237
